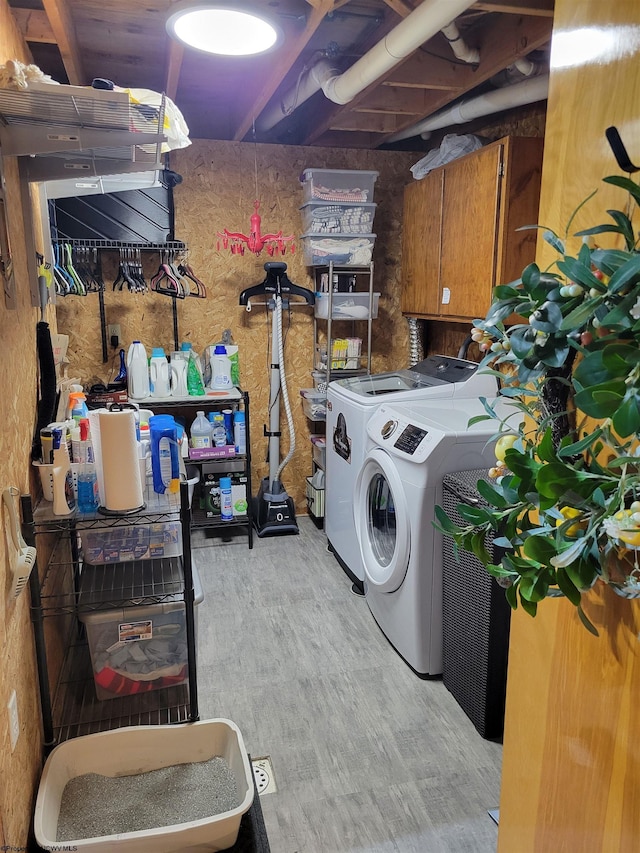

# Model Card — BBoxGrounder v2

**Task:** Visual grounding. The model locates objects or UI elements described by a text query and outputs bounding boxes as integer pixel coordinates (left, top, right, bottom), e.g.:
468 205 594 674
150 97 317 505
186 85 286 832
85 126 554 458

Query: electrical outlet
107 324 121 347
8 690 19 752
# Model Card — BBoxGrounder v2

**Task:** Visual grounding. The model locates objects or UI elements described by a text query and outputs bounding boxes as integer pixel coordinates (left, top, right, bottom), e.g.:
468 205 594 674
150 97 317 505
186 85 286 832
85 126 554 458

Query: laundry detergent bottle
127 341 150 399
211 345 232 390
149 347 170 398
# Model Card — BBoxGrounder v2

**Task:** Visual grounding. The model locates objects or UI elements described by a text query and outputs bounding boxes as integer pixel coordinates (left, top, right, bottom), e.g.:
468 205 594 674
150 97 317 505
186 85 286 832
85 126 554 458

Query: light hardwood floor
192 517 501 853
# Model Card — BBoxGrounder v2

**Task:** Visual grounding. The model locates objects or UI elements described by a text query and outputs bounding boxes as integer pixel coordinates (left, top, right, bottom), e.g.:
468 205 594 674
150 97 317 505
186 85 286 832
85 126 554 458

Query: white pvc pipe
322 0 477 105
441 22 479 65
386 73 549 143
256 59 340 133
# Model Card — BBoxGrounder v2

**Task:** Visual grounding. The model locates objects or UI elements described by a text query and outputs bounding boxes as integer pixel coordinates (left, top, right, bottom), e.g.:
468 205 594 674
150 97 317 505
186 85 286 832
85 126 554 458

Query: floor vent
251 756 277 795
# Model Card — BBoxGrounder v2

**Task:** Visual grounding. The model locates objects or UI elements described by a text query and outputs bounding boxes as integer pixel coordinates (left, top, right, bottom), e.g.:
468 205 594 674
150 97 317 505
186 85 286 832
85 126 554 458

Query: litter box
34 719 254 853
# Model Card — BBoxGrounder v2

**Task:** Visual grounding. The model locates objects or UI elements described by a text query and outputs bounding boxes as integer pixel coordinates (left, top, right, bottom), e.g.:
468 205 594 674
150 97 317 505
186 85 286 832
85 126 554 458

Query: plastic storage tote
300 168 378 204
314 292 380 319
81 520 182 564
300 232 376 266
78 559 203 701
300 388 327 421
299 201 377 234
34 719 254 852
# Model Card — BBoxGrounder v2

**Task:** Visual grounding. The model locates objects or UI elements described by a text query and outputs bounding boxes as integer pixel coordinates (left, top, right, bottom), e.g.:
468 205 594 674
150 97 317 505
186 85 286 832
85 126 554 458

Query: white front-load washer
325 356 497 593
354 398 508 677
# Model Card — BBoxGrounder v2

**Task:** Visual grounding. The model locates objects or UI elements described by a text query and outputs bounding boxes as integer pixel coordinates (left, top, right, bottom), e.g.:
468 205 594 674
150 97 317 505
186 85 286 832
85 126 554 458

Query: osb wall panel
56 139 417 512
0 3 54 847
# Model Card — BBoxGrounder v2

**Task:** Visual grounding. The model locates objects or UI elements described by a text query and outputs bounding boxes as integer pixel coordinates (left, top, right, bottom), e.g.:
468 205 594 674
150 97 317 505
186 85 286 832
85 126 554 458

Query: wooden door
400 168 443 316
439 141 503 321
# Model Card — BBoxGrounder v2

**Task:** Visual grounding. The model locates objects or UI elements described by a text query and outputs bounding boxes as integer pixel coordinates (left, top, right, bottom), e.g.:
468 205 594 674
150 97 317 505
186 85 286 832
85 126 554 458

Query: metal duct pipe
257 0 477 131
407 317 425 367
323 0 477 105
386 73 549 144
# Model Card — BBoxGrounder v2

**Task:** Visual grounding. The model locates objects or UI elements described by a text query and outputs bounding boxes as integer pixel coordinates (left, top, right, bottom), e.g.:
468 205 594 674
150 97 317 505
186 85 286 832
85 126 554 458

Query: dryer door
354 447 411 593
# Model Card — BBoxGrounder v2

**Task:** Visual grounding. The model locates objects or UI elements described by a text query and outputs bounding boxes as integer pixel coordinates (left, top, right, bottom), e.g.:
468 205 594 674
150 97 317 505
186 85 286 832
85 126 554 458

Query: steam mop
239 263 314 536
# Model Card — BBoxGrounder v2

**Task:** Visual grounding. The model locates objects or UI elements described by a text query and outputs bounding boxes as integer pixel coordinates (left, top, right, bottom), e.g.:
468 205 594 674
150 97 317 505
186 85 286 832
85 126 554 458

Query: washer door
354 447 410 592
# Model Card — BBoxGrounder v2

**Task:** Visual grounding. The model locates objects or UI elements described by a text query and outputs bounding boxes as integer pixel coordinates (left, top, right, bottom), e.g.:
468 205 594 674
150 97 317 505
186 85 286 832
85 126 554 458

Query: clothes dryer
325 356 497 593
354 398 509 676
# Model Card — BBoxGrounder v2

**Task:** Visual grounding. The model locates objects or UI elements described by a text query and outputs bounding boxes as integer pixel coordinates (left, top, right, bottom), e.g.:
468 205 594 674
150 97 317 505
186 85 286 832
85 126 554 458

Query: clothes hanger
177 258 207 298
151 253 186 298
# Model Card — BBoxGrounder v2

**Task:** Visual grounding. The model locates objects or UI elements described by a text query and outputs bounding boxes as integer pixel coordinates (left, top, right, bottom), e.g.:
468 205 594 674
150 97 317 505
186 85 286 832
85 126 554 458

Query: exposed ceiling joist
10 9 55 43
473 0 554 16
233 0 336 142
41 0 86 85
165 40 184 102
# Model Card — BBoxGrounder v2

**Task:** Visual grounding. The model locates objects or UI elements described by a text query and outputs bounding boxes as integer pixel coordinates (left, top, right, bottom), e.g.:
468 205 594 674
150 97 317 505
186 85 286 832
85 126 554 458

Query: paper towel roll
98 410 144 511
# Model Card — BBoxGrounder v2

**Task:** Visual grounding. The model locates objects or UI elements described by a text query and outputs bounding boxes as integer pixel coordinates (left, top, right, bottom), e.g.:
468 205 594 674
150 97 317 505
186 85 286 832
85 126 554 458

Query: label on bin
119 620 153 643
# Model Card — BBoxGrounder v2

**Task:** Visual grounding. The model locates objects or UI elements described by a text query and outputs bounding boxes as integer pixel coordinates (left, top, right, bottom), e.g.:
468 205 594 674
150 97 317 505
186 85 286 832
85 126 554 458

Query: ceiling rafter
10 9 55 43
41 0 86 85
233 0 337 142
308 11 551 145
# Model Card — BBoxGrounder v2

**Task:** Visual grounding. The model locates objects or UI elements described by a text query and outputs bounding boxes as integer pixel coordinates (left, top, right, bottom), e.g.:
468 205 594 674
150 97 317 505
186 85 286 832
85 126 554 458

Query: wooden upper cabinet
401 136 544 322
400 169 443 316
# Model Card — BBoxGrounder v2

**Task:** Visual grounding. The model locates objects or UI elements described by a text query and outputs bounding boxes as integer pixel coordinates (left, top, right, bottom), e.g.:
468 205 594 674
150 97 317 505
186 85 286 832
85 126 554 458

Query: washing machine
325 356 497 593
354 398 509 677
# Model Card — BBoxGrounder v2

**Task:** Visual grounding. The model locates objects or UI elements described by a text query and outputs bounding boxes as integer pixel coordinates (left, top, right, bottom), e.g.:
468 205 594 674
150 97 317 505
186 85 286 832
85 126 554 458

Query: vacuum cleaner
239 262 314 536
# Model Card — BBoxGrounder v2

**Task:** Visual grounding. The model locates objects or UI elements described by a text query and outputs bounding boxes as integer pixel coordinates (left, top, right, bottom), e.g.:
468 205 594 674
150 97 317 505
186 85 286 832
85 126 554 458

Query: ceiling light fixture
166 3 283 57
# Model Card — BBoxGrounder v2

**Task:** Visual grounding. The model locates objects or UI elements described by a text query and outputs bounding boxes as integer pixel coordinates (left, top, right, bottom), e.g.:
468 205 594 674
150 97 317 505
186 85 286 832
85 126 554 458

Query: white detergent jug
127 341 150 400
211 345 232 390
149 348 170 398
170 356 189 397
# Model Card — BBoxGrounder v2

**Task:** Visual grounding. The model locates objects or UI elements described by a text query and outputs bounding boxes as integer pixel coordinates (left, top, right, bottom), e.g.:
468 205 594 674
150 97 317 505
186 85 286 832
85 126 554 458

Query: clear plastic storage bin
299 201 377 234
300 232 376 266
314 292 380 319
81 520 182 564
78 559 203 701
300 168 378 204
300 389 327 421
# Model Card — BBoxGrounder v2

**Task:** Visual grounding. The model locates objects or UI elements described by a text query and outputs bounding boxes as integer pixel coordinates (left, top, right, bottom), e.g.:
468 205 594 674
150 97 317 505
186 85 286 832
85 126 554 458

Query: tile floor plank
193 518 501 852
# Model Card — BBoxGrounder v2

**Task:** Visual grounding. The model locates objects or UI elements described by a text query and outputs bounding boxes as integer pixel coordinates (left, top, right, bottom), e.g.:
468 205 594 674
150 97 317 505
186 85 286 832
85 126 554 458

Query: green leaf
573 350 609 386
457 504 493 525
577 603 599 637
601 291 640 329
612 396 640 438
573 382 626 418
555 567 582 605
606 209 635 250
476 478 508 509
607 252 640 294
557 427 604 457
519 594 539 616
602 174 640 207
433 505 460 535
493 284 521 299
530 300 564 333
591 247 634 276
550 536 587 568
559 296 603 331
601 343 640 373
536 428 556 463
505 582 518 610
543 229 565 254
470 531 491 565
509 326 536 359
556 257 608 292
523 535 557 566
521 263 541 289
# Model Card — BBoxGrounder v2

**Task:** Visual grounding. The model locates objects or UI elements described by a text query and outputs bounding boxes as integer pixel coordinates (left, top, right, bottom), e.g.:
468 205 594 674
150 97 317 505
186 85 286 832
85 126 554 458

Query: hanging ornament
216 200 295 257
217 121 295 257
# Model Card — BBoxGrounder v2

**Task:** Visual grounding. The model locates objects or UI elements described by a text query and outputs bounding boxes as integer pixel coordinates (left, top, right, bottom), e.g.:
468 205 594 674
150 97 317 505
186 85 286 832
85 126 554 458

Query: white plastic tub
299 201 377 234
300 232 376 267
314 292 380 319
34 719 254 853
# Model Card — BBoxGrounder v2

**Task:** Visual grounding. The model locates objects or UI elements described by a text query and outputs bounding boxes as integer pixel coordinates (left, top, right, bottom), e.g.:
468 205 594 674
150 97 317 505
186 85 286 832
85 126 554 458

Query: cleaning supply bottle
149 347 170 398
220 476 233 521
190 411 212 448
127 340 150 399
211 413 227 447
233 410 246 455
149 414 180 494
186 350 205 396
77 419 99 513
211 344 232 390
67 391 89 423
51 427 75 515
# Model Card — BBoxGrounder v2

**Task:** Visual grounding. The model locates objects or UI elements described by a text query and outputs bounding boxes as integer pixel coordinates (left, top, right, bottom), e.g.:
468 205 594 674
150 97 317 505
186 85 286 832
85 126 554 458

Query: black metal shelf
52 635 191 744
23 482 199 751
